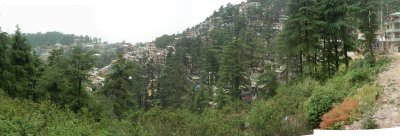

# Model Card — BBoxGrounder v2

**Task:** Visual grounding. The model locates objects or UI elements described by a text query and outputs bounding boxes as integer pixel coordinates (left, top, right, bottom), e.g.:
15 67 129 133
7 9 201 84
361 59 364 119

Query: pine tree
9 26 36 98
193 85 209 113
320 0 354 72
281 0 320 78
382 0 400 17
66 45 96 111
257 64 278 99
358 0 379 61
215 88 230 109
281 0 357 79
0 30 10 91
35 49 71 105
102 54 139 118
157 48 188 108
218 37 250 99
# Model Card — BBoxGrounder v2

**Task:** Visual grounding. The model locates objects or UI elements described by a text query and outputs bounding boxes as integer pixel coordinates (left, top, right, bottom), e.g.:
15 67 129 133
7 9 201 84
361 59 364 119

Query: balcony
387 29 400 33
386 38 400 42
385 19 400 25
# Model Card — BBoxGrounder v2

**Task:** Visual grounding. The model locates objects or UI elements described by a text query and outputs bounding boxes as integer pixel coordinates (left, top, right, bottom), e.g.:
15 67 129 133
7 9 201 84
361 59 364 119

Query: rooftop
390 12 400 16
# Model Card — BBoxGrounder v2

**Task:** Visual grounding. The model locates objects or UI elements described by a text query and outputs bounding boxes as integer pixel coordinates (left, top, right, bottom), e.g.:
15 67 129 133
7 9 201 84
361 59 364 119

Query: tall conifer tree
218 38 250 99
102 54 139 118
358 0 379 60
9 26 36 98
0 30 10 91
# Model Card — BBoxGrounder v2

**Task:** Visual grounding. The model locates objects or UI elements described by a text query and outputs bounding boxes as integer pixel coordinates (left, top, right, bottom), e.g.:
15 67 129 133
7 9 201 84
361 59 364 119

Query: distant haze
0 0 245 43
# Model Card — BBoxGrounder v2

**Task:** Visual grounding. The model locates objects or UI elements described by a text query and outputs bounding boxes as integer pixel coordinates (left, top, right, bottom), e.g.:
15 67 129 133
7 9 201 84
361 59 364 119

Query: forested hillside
1 0 400 135
24 31 102 46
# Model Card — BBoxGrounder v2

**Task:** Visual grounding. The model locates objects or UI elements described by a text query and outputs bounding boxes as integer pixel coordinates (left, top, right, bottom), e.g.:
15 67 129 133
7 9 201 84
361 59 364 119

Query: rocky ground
373 53 400 128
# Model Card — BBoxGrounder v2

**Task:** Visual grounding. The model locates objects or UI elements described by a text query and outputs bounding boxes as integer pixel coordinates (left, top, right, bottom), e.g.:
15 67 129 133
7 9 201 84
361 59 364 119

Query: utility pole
380 1 385 52
382 9 384 49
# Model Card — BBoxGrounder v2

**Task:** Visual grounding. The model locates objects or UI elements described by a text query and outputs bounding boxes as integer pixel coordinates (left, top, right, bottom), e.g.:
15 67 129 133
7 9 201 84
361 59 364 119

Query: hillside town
31 3 400 105
3 0 400 135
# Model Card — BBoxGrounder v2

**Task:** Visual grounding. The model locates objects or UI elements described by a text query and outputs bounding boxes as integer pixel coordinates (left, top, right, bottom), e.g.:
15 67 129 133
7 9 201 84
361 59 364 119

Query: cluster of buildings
239 1 261 14
181 1 287 41
89 42 170 88
33 43 64 60
171 1 289 102
121 42 171 64
90 1 289 101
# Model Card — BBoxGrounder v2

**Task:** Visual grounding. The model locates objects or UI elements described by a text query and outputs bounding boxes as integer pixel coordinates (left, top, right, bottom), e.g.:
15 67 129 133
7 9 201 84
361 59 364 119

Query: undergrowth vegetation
305 57 389 128
0 57 390 135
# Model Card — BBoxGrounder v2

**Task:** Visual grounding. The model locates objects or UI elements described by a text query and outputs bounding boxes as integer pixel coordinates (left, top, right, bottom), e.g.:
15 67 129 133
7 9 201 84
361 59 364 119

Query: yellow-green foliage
0 93 247 136
0 95 134 135
352 85 381 113
246 79 318 136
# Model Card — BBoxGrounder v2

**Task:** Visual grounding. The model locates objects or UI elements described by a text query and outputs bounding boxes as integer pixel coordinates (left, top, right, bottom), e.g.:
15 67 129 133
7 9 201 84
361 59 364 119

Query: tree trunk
335 42 339 72
299 51 303 75
78 78 82 94
344 43 349 71
314 53 318 74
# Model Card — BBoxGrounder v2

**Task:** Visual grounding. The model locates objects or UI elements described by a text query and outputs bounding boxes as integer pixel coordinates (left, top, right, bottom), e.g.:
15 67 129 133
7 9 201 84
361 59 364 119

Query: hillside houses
239 2 261 15
180 1 287 41
273 13 287 30
100 1 289 103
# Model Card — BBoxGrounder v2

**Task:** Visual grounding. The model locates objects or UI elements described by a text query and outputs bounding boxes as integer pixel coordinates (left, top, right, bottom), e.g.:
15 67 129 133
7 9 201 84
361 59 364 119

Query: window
396 23 400 29
395 32 400 38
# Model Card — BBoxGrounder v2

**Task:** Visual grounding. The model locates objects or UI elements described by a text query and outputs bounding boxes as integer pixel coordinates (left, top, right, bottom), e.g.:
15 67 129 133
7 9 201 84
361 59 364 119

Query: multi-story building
376 12 400 53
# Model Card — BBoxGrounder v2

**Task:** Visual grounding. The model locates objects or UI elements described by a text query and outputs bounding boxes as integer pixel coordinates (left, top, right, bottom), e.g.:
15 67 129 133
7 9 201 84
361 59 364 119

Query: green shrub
331 122 345 130
248 101 282 135
361 111 378 129
273 78 319 115
246 79 318 136
347 67 373 84
305 87 344 128
248 100 311 136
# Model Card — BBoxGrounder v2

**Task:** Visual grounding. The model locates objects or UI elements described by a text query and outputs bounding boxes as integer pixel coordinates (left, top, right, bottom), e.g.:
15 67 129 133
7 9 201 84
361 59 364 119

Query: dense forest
1 0 400 135
24 31 102 46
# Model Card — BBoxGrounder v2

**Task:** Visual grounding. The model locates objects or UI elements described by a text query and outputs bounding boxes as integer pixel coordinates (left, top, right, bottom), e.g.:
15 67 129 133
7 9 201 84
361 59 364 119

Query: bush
125 106 247 136
247 79 318 136
361 111 378 129
0 94 135 135
305 86 344 128
347 67 373 84
319 98 359 129
248 100 311 136
248 101 282 135
352 85 380 129
273 78 319 115
331 122 345 130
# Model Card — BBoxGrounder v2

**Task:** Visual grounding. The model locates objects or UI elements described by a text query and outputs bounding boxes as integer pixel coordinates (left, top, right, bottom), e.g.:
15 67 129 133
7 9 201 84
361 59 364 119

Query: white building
376 12 400 53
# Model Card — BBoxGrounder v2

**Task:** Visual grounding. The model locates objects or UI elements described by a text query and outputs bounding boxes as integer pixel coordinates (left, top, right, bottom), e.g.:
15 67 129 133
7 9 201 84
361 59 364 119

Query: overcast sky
0 0 245 43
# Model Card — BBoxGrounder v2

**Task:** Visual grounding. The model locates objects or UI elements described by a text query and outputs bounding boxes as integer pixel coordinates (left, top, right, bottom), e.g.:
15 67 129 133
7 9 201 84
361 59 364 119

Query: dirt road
373 53 400 128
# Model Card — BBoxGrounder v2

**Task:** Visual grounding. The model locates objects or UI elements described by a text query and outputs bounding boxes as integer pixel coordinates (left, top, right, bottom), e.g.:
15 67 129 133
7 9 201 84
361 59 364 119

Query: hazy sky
0 0 245 43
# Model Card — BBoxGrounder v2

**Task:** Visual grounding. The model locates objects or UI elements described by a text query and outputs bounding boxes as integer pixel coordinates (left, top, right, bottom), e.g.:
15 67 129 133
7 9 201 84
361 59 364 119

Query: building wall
380 14 400 54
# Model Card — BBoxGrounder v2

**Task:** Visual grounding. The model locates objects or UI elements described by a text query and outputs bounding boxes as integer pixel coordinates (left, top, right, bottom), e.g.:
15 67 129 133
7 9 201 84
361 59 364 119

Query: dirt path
373 53 400 128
